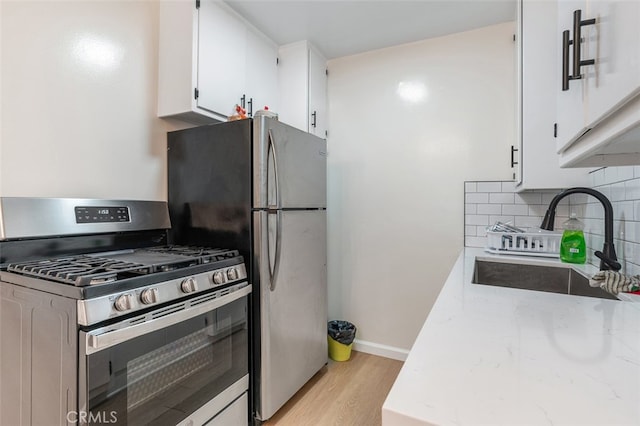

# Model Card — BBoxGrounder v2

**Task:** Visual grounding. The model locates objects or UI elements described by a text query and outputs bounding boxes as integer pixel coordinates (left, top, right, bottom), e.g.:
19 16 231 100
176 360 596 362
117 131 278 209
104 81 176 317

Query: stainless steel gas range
0 198 251 426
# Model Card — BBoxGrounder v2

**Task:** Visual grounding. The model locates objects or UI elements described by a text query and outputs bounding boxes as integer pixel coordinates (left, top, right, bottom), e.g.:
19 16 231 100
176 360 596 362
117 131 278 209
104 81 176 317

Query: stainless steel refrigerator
167 113 327 423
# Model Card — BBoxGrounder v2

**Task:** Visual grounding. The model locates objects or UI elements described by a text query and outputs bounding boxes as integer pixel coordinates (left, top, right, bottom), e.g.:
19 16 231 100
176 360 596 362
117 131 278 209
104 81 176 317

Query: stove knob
181 277 198 294
226 267 239 281
114 294 132 312
212 271 225 285
140 288 158 305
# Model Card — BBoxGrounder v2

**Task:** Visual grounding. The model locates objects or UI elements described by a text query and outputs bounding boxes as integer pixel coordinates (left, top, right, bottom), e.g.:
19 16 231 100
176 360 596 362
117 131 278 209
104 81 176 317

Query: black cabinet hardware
562 9 596 91
240 94 246 109
311 111 317 128
248 97 253 118
572 9 596 79
510 145 519 167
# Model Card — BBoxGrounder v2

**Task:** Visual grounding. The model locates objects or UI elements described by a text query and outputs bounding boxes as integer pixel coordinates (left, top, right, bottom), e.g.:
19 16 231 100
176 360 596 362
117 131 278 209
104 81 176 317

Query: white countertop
382 248 640 426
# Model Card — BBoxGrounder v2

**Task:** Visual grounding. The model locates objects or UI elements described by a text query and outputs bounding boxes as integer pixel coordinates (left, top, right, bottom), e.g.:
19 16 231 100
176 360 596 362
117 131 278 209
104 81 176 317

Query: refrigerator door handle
266 130 282 291
267 210 283 292
267 129 281 209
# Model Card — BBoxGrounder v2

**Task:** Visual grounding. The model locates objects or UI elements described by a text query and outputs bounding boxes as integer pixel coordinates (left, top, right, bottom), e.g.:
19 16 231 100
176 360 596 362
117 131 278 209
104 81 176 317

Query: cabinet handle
311 111 317 128
561 30 573 91
571 9 595 79
240 94 246 109
510 145 519 168
248 97 253 118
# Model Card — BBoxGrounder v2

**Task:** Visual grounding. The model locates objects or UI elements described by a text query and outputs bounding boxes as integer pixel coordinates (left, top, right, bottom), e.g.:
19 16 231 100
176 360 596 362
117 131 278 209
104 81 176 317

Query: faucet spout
540 187 620 271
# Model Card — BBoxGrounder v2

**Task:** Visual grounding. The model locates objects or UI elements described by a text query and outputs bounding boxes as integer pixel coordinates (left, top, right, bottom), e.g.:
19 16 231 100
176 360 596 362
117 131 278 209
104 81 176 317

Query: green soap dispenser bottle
560 213 586 264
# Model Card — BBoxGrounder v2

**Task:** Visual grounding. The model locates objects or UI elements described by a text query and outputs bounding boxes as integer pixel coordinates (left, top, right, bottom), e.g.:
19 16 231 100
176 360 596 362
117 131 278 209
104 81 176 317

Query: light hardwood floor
263 351 404 426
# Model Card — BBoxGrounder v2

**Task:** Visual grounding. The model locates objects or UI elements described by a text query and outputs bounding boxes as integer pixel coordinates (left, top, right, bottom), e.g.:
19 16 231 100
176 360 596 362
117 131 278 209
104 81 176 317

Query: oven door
78 285 251 426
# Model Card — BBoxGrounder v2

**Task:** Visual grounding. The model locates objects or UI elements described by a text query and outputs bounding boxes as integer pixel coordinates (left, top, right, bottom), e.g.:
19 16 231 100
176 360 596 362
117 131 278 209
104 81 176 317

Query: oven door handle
82 285 251 355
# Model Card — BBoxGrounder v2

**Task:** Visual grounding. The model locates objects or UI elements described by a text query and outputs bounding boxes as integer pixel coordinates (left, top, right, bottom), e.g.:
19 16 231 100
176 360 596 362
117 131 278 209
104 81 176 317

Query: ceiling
225 0 517 59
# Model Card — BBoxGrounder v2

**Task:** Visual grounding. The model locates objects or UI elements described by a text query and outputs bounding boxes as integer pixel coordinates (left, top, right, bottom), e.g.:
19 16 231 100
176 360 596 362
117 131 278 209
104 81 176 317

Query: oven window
84 296 248 425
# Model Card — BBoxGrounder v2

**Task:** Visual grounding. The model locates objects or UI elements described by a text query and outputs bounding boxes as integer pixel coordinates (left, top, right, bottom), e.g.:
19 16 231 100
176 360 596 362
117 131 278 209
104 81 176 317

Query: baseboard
352 339 409 361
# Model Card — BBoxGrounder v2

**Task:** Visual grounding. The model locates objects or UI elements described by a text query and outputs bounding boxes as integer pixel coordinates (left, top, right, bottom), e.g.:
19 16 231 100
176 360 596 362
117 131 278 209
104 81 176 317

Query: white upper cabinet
197 0 247 119
556 0 590 151
515 0 588 191
308 46 328 138
158 0 278 123
277 41 328 137
584 0 640 127
556 0 640 166
245 25 279 116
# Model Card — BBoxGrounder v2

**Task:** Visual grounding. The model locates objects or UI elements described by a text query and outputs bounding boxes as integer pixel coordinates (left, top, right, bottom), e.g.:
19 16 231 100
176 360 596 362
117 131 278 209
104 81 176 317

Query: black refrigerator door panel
253 117 327 209
167 120 253 262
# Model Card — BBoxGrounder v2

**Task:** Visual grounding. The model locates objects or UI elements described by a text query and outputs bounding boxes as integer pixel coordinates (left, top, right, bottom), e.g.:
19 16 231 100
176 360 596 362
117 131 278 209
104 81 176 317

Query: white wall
327 22 516 357
0 1 191 200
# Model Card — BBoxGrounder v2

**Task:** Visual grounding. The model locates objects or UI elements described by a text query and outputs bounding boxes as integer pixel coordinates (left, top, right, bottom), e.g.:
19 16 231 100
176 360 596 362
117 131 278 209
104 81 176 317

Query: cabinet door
518 0 588 190
197 0 246 118
584 0 640 127
245 25 279 117
277 42 310 132
556 0 590 153
308 47 327 138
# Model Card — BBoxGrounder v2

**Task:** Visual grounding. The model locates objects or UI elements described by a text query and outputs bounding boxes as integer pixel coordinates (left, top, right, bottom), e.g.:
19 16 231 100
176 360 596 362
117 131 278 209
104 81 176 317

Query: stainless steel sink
472 259 618 300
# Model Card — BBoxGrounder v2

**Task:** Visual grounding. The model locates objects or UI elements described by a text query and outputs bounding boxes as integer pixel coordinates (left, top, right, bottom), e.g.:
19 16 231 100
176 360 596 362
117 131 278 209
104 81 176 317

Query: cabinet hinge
194 88 199 100
196 0 200 9
553 123 557 138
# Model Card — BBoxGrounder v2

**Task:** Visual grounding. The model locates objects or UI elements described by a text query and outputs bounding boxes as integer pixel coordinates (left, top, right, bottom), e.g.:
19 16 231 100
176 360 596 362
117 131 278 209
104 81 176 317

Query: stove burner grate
7 246 240 287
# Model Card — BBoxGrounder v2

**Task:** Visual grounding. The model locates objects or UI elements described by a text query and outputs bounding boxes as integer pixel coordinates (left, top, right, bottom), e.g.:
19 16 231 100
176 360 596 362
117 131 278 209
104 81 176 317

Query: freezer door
254 209 327 421
253 116 327 209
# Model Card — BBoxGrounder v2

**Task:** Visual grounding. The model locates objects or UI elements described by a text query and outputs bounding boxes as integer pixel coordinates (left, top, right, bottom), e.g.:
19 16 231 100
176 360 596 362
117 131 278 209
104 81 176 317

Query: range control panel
75 206 130 223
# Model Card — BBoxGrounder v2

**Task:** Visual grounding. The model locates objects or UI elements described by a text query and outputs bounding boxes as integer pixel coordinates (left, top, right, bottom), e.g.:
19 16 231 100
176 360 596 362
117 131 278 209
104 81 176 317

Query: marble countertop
382 248 640 426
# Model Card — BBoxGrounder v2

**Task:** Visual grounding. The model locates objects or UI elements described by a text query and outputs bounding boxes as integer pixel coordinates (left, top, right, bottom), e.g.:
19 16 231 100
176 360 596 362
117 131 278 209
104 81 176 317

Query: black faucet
540 187 621 271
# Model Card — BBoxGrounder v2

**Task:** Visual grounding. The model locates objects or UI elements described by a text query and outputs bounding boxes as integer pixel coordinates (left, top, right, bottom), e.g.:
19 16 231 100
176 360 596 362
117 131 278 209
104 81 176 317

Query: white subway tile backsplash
591 168 606 187
502 204 529 216
476 226 488 237
617 166 635 182
489 215 516 226
614 201 634 221
465 214 489 226
625 179 640 201
515 192 542 205
465 236 487 248
584 203 605 220
528 204 548 217
465 193 489 204
501 181 516 192
477 204 502 215
604 167 619 185
477 182 502 192
514 216 544 229
619 221 640 243
489 193 514 204
465 176 640 273
610 182 626 202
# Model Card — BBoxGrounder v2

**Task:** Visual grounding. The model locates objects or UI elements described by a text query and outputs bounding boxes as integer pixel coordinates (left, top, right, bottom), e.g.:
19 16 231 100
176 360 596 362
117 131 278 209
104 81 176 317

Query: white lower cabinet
158 0 278 123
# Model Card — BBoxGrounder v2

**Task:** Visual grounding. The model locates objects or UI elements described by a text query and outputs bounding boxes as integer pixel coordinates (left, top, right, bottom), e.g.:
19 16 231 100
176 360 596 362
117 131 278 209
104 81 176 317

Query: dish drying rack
484 222 561 258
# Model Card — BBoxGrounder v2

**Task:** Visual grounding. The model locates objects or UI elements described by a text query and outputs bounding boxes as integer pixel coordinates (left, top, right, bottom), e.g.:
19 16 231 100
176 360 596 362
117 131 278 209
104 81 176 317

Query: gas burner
7 246 240 287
